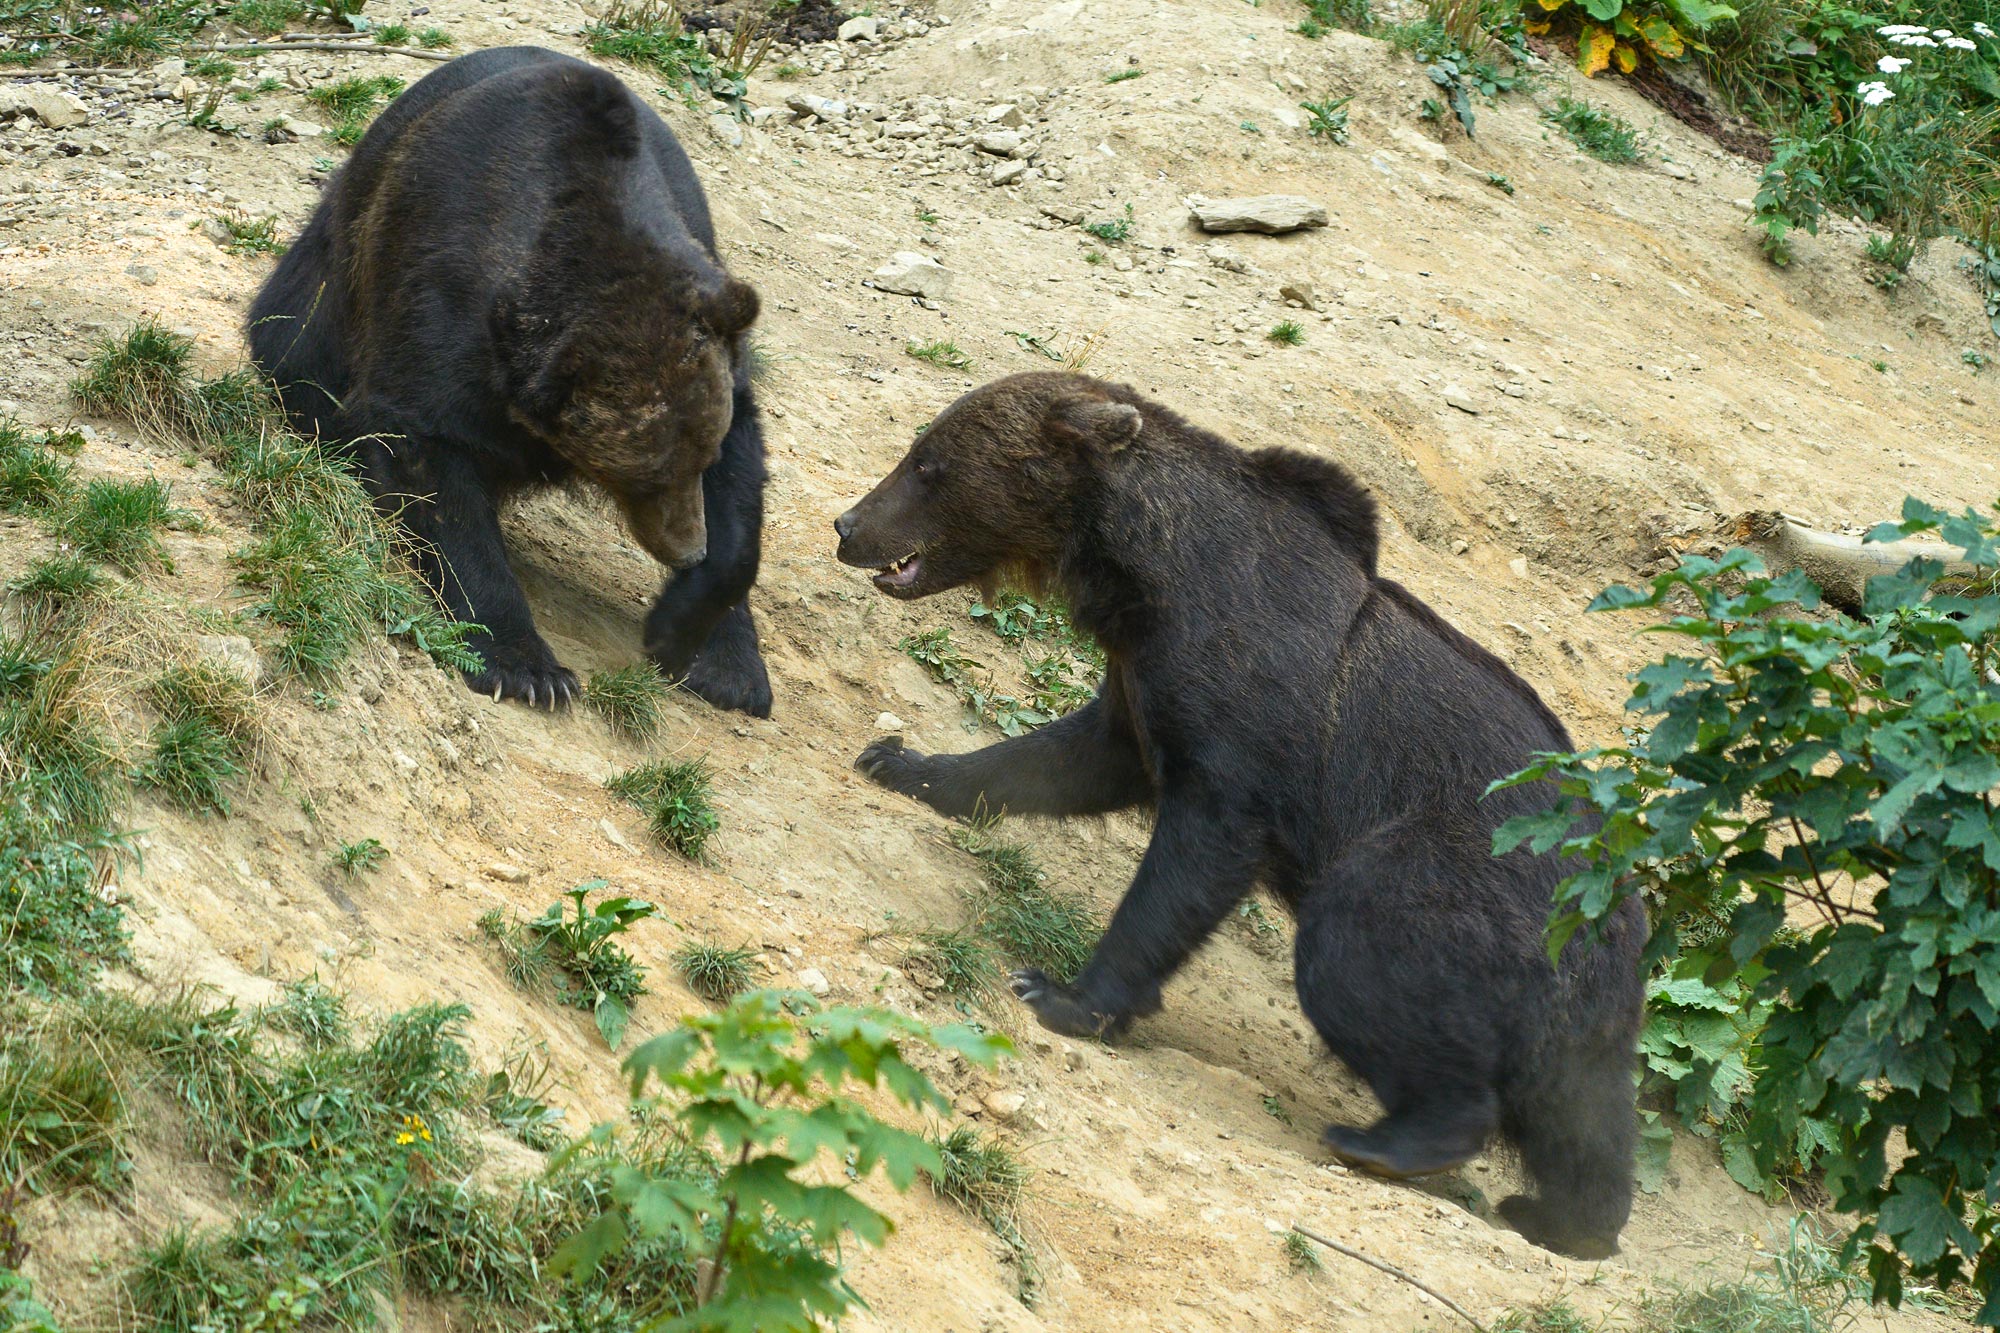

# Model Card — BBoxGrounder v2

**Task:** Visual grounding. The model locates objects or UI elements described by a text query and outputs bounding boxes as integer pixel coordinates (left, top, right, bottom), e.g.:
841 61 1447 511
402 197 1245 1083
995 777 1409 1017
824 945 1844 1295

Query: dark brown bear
834 372 1645 1259
249 46 771 715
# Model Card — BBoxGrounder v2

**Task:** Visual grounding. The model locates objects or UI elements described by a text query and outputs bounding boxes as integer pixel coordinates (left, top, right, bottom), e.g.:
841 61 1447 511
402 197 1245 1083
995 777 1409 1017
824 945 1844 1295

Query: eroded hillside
2 0 1995 1327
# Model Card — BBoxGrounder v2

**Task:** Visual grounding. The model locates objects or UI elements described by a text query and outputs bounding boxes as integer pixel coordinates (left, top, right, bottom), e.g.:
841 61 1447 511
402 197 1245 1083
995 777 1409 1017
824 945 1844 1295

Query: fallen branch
193 41 451 61
1734 511 1977 615
1290 1224 1488 1333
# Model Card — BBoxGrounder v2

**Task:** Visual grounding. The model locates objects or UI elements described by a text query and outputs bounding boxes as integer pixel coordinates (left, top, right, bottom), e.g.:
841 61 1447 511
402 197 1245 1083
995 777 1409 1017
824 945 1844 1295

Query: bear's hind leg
1322 1088 1497 1180
1494 1040 1637 1259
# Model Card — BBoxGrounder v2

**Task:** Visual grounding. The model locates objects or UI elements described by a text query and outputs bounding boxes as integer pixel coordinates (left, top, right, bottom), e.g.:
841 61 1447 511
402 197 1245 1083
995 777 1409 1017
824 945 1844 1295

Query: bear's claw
1009 968 1118 1039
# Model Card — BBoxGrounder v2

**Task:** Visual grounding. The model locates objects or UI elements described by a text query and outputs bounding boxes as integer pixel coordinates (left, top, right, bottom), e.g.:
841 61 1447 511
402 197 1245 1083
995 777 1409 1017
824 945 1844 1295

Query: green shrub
1544 96 1644 163
672 939 758 1003
1494 498 2000 1321
525 882 660 1048
553 990 1009 1331
607 759 721 860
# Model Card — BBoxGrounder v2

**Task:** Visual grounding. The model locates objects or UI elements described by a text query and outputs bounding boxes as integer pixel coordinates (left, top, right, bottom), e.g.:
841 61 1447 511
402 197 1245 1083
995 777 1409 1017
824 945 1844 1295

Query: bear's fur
248 46 772 715
835 372 1645 1258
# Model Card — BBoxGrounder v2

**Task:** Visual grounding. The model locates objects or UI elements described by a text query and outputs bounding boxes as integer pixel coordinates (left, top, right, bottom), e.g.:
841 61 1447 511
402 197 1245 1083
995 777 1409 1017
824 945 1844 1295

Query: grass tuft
585 665 671 741
134 663 256 815
1283 1228 1323 1272
926 1124 1037 1303
60 476 180 572
304 75 404 146
672 939 757 1002
1544 96 1642 165
1267 320 1306 346
905 928 999 1001
333 836 386 878
211 211 283 256
0 1018 125 1195
0 422 79 516
606 759 720 860
906 339 973 371
953 821 1099 980
264 976 350 1050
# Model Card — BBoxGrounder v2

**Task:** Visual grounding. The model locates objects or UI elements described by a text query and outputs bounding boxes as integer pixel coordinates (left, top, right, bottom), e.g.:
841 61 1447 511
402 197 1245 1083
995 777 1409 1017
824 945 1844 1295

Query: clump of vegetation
584 664 671 740
0 1019 126 1196
906 339 973 370
60 476 181 572
1544 96 1643 164
927 1123 1037 1301
1105 67 1145 83
1293 0 1371 38
1282 1227 1323 1272
333 835 386 877
0 633 122 834
0 422 79 516
1496 498 2000 1317
905 927 1000 1002
264 975 350 1050
1267 320 1306 346
1386 5 1528 137
1082 203 1135 244
606 758 721 860
417 25 452 48
480 1048 565 1149
559 991 1009 1330
672 938 758 1002
1300 94 1351 143
304 74 405 145
952 821 1100 981
585 0 770 114
136 662 257 815
489 882 659 1047
905 594 1105 737
211 211 283 256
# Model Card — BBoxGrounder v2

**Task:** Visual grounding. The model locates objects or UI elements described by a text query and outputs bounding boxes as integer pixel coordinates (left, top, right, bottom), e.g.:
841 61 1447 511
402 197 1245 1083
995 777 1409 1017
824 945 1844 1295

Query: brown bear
833 372 1646 1259
249 46 771 715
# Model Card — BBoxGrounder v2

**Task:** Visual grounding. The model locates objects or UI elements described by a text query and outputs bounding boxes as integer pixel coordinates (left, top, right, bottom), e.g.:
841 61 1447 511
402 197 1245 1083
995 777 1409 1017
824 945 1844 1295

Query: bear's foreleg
1011 794 1257 1037
856 693 1151 820
355 433 577 708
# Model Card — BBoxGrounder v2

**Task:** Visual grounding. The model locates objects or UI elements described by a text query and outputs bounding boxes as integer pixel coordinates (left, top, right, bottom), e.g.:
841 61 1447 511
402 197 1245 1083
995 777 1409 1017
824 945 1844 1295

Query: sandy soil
2 0 1993 1327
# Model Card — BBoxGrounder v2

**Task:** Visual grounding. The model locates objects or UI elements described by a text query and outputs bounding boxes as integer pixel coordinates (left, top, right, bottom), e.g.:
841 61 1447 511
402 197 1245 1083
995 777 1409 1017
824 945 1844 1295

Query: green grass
1267 321 1305 346
926 1124 1037 1303
585 664 671 741
372 22 409 44
1544 96 1642 165
0 422 79 515
264 976 350 1050
0 636 122 835
906 339 973 371
333 836 386 878
953 821 1099 980
134 663 256 814
304 75 404 146
0 1017 126 1195
1282 1228 1322 1272
417 26 453 48
905 928 999 1001
606 759 721 860
586 0 712 85
1300 94 1350 144
477 910 556 994
672 939 757 1002
212 211 282 256
228 0 304 35
1105 67 1144 83
60 476 180 571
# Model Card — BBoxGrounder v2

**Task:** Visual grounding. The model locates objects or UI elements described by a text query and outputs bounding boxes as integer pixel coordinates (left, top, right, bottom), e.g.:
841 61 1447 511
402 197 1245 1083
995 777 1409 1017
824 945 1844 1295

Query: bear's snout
834 508 857 541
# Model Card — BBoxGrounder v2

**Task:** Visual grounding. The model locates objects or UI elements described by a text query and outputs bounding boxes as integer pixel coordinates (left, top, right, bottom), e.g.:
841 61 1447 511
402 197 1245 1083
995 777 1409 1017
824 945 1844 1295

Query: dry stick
1289 1225 1489 1333
194 41 451 61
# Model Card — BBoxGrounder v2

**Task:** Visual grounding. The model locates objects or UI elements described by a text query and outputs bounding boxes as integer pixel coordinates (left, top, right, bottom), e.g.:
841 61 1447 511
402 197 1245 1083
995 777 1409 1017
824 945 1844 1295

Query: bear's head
500 255 760 570
834 372 1142 599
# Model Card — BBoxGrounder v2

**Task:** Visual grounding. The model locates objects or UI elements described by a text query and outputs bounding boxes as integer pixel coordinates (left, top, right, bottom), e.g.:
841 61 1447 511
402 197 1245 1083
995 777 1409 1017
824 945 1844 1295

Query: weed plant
606 758 721 860
672 939 758 1002
952 821 1099 979
584 664 671 740
1545 96 1643 163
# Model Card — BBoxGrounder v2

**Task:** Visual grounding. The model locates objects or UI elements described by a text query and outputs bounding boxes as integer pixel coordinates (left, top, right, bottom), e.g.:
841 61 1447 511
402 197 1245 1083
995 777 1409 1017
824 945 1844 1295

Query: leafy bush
1525 0 1738 76
1544 95 1645 163
527 881 660 1048
1386 13 1528 136
1494 498 2000 1321
553 990 1009 1332
607 759 721 860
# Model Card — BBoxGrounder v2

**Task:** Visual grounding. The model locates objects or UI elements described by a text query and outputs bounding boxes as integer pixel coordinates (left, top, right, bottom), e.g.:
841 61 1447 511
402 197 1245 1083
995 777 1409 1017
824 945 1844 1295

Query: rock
125 263 158 286
1508 556 1530 579
599 818 637 854
199 216 234 245
874 711 905 731
884 121 926 139
983 102 1025 128
868 250 953 300
20 88 88 130
974 129 1023 157
149 58 187 86
989 159 1027 186
1039 203 1084 225
486 861 529 884
1442 384 1480 414
704 112 743 148
982 1089 1028 1122
785 91 847 121
1659 161 1692 181
195 634 263 687
1188 194 1328 235
1279 280 1320 310
279 116 324 138
1451 538 1470 555
797 966 831 996
837 15 880 40
1203 244 1248 273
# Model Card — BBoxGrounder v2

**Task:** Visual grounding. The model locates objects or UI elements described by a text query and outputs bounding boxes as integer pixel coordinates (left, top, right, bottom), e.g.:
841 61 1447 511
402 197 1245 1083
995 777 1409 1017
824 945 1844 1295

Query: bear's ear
701 278 760 337
1046 396 1143 454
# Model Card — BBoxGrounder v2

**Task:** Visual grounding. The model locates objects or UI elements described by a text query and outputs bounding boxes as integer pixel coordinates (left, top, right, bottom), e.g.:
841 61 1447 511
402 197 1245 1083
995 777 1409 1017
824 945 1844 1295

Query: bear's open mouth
873 552 923 591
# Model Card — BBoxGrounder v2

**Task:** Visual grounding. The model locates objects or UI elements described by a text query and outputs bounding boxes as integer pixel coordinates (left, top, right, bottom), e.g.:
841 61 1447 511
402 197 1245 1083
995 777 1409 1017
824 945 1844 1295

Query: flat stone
1279 280 1320 310
983 102 1024 127
195 634 263 686
989 159 1027 185
874 712 905 731
1039 203 1083 225
974 129 1023 157
837 15 880 40
279 116 324 138
486 861 529 884
797 966 831 996
867 250 953 300
785 91 847 120
982 1090 1028 1122
1187 194 1328 235
1203 244 1248 273
1442 384 1480 414
20 88 88 130
704 112 743 148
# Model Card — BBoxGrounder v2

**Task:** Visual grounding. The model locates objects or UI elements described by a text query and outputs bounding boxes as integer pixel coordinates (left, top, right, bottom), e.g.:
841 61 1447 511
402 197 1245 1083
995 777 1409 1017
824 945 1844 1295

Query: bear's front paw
855 736 934 795
465 643 579 711
1009 969 1123 1040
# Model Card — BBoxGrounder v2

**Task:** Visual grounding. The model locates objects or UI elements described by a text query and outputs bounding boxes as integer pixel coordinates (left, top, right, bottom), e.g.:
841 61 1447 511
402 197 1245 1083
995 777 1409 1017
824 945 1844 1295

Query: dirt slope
3 0 1995 1327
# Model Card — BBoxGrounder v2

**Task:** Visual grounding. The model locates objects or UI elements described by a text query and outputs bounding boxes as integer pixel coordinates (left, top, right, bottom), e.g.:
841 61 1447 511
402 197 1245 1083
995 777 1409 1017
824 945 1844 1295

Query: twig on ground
1289 1224 1488 1333
194 41 451 61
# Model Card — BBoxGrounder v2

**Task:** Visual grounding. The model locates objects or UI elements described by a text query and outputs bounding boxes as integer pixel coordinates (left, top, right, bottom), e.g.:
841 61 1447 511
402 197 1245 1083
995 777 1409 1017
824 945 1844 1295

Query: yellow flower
398 1113 433 1145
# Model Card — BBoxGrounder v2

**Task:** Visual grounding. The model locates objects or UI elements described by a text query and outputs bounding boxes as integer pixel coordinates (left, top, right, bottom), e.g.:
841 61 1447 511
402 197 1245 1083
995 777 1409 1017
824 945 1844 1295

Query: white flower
1975 21 1995 37
1878 54 1912 72
1945 35 1977 48
1858 80 1896 106
1932 28 1952 36
1888 32 1937 45
1877 23 1926 34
